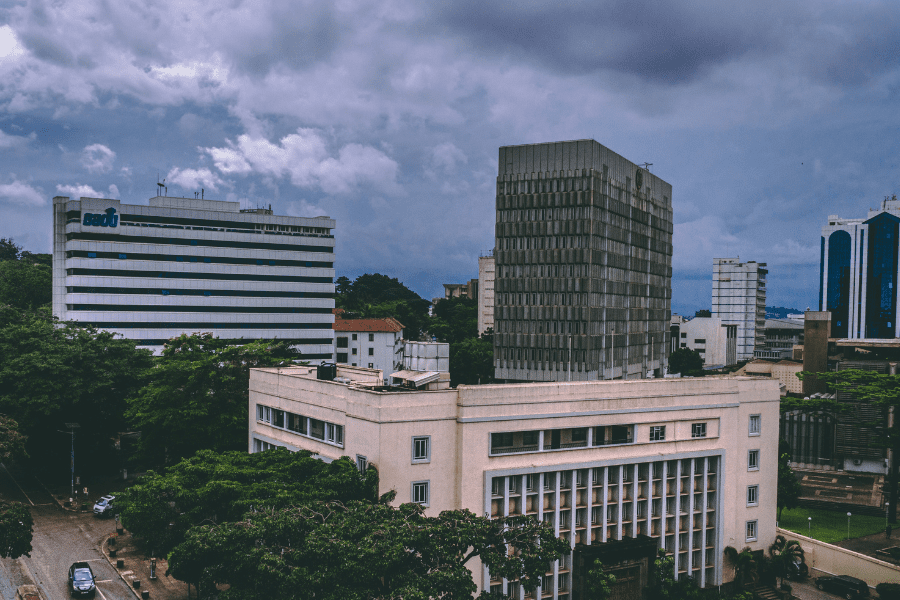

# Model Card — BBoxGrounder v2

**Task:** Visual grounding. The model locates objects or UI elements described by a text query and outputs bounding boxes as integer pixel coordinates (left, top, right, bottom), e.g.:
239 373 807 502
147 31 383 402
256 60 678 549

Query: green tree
0 415 27 461
798 369 900 523
168 502 569 600
449 334 494 386
585 559 616 600
767 535 804 587
777 453 802 521
116 449 379 557
126 333 300 468
0 259 51 310
335 273 431 340
668 348 704 376
0 501 32 559
648 549 702 599
0 238 20 262
430 297 478 344
724 546 757 589
0 306 153 469
694 309 711 318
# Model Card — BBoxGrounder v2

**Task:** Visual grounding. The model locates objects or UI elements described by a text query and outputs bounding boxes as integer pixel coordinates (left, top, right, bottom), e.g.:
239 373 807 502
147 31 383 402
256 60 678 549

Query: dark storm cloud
433 0 782 83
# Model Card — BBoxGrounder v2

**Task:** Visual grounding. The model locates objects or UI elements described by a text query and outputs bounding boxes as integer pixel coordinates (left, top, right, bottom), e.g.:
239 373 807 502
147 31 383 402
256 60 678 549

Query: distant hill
766 306 803 319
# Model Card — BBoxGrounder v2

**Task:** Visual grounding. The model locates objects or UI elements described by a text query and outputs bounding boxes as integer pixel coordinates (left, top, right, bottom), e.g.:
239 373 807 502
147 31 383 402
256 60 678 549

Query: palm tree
768 535 805 587
724 546 758 589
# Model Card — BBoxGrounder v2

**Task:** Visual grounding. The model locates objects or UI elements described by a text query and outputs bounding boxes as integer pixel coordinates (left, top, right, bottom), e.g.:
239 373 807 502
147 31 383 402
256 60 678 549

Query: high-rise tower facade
712 258 767 361
494 140 673 381
820 196 900 339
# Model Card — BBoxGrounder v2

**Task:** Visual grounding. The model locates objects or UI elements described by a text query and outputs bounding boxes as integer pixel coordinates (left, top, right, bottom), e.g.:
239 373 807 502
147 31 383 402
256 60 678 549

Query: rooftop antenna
157 176 166 197
640 162 653 172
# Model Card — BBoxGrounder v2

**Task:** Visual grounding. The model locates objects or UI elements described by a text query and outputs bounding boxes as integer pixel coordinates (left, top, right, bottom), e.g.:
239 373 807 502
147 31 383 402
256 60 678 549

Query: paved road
0 463 136 600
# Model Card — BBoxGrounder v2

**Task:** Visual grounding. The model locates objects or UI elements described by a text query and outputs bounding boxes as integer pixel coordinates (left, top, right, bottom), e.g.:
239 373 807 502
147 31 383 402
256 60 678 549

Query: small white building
333 316 404 380
676 317 738 368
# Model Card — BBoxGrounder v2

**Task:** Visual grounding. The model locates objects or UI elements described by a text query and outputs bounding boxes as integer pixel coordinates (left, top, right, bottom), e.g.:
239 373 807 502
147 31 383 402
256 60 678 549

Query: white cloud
81 144 116 173
0 180 44 206
56 183 102 198
204 129 401 195
0 25 25 61
166 167 225 191
108 184 120 198
0 128 35 149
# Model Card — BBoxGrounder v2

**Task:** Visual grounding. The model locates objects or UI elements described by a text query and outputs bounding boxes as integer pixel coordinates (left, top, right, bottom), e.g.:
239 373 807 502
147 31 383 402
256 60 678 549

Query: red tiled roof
333 317 404 333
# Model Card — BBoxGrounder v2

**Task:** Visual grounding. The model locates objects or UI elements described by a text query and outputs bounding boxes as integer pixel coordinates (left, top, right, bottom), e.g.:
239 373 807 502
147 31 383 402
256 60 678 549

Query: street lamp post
847 512 852 540
887 502 891 530
808 516 812 536
58 423 80 502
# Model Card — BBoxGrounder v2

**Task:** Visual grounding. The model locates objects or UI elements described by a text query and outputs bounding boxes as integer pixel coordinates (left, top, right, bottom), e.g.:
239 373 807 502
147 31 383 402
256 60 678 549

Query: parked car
92 495 115 517
67 562 95 597
815 574 870 599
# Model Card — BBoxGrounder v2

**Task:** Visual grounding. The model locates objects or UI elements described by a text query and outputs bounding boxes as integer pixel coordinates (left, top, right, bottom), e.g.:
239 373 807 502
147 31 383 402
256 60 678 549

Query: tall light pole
808 516 812 536
886 502 890 530
847 512 852 540
59 423 80 502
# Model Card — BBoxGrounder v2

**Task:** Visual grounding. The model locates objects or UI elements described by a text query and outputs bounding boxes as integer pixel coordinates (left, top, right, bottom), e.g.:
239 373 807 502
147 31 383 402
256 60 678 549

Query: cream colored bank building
249 366 778 598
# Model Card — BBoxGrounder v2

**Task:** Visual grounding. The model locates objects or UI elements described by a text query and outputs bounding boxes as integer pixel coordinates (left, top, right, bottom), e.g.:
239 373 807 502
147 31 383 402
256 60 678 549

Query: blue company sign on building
83 208 118 228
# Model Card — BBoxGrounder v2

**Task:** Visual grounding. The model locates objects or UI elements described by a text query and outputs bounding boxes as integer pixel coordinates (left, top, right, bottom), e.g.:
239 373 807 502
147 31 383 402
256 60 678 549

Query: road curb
31 475 81 513
100 535 142 600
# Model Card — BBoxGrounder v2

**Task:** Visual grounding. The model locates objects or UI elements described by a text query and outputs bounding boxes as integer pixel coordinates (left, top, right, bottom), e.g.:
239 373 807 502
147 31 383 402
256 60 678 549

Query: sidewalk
102 527 190 600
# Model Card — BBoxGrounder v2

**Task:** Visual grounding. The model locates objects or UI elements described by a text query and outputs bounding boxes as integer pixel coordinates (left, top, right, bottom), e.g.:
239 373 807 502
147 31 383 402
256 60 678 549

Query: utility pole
60 423 80 502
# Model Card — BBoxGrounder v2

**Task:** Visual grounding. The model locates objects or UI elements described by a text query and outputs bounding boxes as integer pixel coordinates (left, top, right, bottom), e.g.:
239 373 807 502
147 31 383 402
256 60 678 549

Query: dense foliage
0 501 33 559
116 449 380 556
0 238 51 311
668 348 704 376
767 535 804 587
335 273 431 340
126 333 301 468
168 502 569 600
777 452 802 521
0 305 153 469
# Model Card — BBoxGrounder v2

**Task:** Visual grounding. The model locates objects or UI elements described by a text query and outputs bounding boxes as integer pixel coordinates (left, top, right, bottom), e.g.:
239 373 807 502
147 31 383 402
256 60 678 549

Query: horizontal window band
75 322 333 330
120 213 332 234
67 250 332 268
67 286 333 299
133 342 332 353
67 268 333 283
70 304 333 314
65 232 334 254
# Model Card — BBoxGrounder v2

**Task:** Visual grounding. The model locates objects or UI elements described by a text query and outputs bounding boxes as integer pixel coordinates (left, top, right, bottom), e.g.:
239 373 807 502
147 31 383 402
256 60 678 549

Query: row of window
489 422 709 455
336 333 376 346
70 250 332 269
66 286 333 299
68 304 332 314
67 268 333 284
256 404 344 446
66 209 333 237
66 231 334 254
70 321 332 331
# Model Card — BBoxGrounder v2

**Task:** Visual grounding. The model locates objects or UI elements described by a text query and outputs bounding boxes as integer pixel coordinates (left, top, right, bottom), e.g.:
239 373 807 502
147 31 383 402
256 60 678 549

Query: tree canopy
125 333 301 468
776 452 802 521
0 501 32 559
168 502 569 600
0 238 51 311
668 348 704 376
335 273 431 340
116 448 380 556
0 306 153 469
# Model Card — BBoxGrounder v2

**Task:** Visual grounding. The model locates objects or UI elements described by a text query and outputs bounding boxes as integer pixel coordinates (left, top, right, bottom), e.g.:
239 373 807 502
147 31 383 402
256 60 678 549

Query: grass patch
778 506 886 544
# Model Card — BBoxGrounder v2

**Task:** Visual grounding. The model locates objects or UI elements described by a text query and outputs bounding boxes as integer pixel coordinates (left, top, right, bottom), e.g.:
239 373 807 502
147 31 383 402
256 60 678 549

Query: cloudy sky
1 0 898 314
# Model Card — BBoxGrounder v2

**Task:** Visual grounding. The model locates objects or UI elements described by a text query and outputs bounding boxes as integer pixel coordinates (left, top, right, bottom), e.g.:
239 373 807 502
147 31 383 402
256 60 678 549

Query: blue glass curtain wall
827 230 851 338
865 213 900 338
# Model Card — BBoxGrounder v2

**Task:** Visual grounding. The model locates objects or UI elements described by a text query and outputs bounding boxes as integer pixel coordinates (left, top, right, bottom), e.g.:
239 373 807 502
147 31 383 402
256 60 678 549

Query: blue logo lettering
82 208 118 228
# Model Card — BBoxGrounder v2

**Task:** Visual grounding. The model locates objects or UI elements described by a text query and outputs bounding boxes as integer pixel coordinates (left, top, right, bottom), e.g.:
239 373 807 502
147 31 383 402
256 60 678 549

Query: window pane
274 410 285 428
310 419 325 439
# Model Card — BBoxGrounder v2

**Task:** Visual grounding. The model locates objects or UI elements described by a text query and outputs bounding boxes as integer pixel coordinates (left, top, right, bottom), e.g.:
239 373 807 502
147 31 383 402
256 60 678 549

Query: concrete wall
776 528 900 592
478 255 495 335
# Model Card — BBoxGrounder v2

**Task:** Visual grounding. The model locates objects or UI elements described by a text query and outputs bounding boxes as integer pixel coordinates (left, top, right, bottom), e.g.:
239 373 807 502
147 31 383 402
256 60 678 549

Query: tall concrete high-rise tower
712 258 767 361
493 140 673 381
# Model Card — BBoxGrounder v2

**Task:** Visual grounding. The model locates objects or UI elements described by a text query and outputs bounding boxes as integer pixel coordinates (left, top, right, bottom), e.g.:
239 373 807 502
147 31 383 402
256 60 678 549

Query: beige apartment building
249 367 779 598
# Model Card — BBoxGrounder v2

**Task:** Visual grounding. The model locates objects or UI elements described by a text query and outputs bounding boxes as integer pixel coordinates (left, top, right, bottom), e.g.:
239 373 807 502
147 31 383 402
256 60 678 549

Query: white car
92 495 115 517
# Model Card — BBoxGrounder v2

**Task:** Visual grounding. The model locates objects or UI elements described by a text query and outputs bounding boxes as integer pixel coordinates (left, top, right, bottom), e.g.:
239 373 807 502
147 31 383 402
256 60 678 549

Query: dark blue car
68 562 96 597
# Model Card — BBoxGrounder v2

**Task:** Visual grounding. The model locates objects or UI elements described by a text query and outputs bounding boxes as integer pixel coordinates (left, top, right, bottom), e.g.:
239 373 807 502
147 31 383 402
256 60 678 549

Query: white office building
52 195 335 356
712 258 767 361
